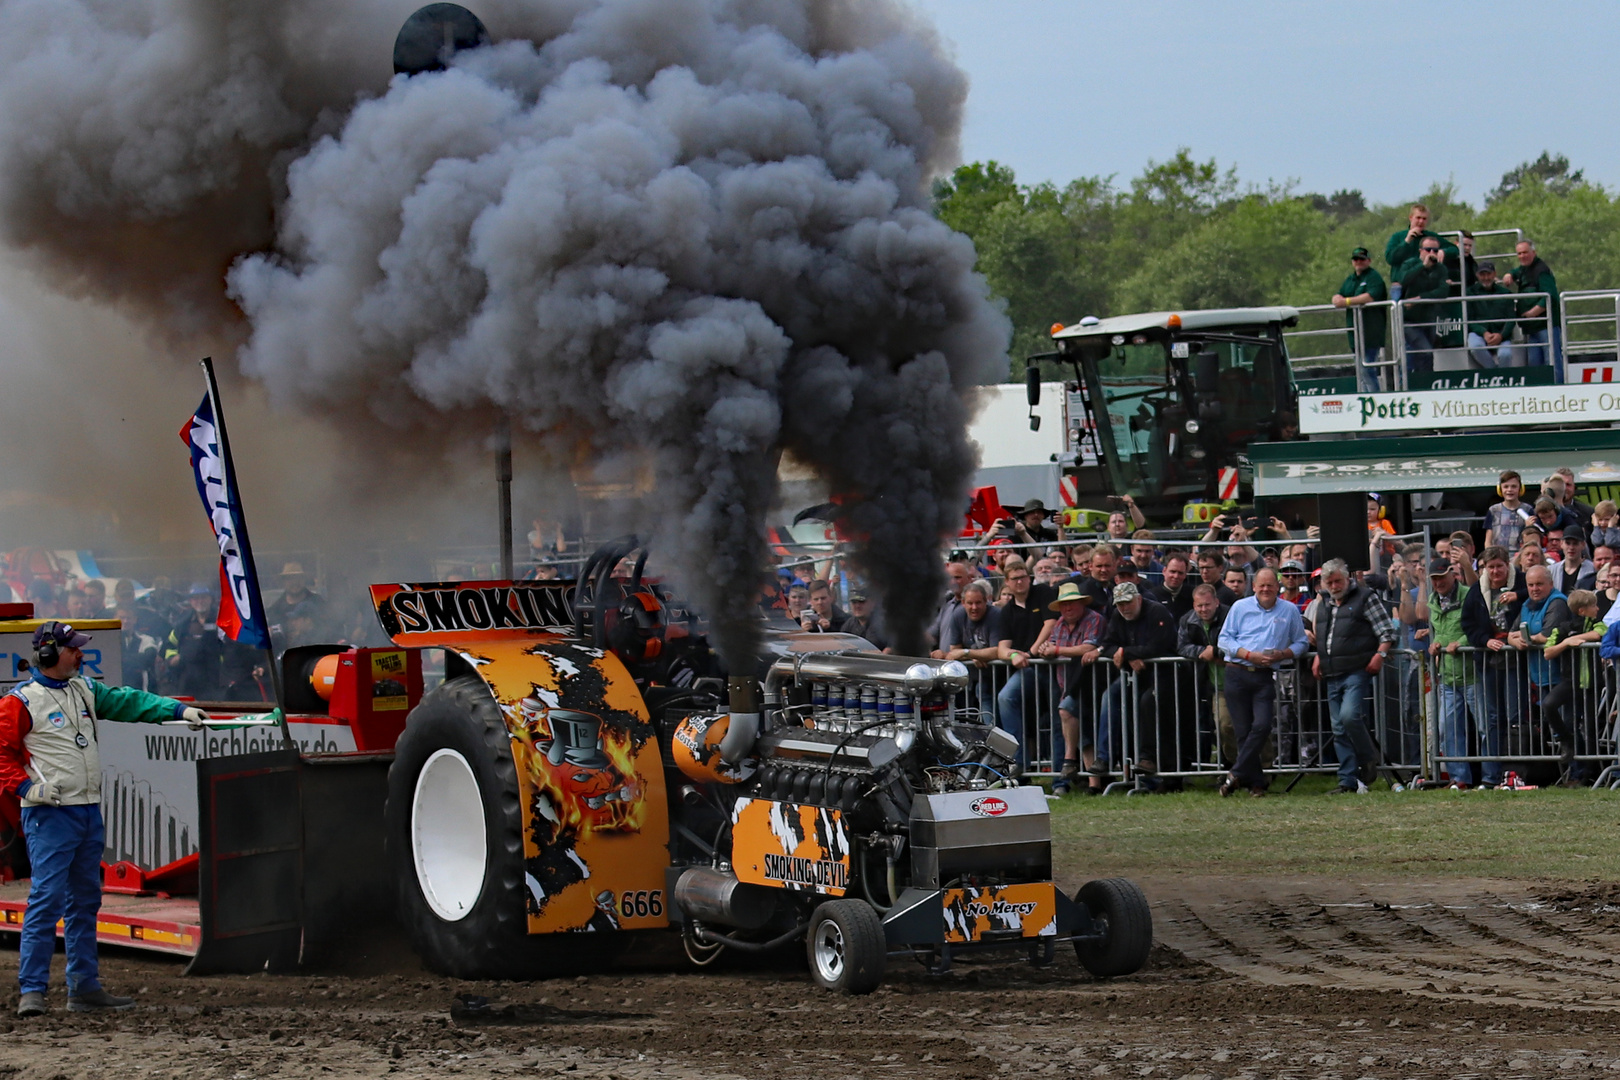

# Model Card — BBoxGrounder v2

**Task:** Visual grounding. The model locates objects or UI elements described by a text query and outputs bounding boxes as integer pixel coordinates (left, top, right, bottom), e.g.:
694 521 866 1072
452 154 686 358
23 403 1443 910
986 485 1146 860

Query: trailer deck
0 879 200 958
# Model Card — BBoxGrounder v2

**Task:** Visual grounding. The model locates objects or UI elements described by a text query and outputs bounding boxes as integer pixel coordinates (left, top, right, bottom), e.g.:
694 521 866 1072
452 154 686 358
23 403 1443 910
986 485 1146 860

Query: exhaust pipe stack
718 676 759 764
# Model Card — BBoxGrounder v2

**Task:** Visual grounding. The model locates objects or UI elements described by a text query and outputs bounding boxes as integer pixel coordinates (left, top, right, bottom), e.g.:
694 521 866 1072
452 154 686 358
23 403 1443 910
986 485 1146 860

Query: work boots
17 991 45 1017
67 988 135 1012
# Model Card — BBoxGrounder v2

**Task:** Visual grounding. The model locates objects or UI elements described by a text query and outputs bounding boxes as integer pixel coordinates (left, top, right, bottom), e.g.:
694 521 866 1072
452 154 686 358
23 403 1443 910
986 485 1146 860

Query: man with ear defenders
0 621 209 1017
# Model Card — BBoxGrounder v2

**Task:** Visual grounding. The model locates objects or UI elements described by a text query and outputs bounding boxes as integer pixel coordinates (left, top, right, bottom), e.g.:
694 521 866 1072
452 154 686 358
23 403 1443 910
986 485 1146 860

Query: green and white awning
1247 429 1620 496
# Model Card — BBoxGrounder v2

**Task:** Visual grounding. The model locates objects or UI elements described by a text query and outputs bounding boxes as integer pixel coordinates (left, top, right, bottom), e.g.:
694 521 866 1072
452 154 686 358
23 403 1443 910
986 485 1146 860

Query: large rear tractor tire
1073 877 1152 978
386 675 593 979
806 900 886 994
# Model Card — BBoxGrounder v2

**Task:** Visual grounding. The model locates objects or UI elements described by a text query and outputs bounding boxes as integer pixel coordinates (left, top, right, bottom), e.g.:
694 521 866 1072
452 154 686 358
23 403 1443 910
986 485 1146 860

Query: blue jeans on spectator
1466 332 1513 369
995 666 1036 771
1437 681 1482 787
1525 326 1565 381
1357 344 1384 392
1475 661 1513 786
18 804 106 997
1325 669 1377 789
1403 324 1436 377
1391 652 1423 771
1094 673 1130 772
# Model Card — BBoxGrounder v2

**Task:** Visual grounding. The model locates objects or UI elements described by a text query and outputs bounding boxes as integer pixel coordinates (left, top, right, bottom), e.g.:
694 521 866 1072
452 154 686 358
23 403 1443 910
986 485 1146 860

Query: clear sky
911 0 1620 207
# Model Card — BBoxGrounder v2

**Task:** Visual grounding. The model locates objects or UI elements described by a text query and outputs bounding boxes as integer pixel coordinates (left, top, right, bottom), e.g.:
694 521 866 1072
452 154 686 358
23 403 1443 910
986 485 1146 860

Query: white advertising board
1298 384 1620 435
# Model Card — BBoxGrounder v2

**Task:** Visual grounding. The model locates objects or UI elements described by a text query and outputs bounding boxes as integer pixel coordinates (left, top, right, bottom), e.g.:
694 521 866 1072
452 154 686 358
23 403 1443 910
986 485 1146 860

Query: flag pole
199 357 292 748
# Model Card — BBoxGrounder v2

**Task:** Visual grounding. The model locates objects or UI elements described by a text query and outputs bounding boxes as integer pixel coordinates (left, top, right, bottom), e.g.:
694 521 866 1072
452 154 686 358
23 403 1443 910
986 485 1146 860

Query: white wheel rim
813 919 846 983
411 748 487 922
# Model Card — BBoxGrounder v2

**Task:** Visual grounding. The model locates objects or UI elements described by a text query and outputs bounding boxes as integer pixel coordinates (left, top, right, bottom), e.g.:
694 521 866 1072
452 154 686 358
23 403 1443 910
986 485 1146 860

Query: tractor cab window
1192 334 1280 450
1083 339 1192 502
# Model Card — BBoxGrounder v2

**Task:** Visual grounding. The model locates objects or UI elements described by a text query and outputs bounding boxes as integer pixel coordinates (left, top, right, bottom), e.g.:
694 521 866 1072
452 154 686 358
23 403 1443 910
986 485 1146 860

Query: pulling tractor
1 541 1152 993
376 540 1152 991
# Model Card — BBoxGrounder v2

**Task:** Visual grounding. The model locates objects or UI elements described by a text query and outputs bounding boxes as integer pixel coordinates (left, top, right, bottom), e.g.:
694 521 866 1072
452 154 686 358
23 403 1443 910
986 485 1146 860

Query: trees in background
934 151 1620 378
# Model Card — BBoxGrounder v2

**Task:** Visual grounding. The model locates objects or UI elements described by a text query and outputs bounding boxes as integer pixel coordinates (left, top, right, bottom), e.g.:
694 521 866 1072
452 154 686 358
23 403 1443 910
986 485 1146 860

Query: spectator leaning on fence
941 579 1004 712
1459 545 1520 788
1177 583 1229 772
1037 580 1106 796
994 559 1056 770
1092 582 1180 788
1312 559 1397 795
1465 260 1515 369
1503 239 1563 379
1426 558 1482 789
1510 565 1567 765
1542 588 1604 786
1216 569 1308 798
1332 246 1389 392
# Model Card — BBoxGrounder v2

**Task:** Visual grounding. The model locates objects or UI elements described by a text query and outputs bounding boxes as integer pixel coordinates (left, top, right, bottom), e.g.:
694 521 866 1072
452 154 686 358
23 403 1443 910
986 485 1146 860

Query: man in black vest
1312 559 1398 794
1093 582 1180 784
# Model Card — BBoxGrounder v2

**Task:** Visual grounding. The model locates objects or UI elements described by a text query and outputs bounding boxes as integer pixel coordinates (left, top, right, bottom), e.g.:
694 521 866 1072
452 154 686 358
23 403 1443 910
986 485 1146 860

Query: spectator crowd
756 471 1620 796
3 560 361 703
1329 204 1564 387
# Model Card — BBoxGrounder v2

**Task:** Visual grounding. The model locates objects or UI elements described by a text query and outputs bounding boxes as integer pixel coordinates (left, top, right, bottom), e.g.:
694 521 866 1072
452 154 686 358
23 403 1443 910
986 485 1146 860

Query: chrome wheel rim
812 919 846 983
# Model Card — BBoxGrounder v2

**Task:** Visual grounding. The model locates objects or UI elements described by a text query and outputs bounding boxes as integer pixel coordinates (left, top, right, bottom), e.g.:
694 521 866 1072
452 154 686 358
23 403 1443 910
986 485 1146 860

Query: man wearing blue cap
0 621 210 1016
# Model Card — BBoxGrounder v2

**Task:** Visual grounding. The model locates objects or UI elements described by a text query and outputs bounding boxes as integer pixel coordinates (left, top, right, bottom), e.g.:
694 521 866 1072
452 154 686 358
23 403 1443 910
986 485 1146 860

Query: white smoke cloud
0 0 1008 661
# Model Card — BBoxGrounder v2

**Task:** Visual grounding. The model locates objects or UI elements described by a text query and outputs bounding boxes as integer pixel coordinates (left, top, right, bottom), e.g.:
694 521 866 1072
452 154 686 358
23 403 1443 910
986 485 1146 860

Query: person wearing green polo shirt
1332 247 1388 391
1399 238 1453 376
1504 238 1563 380
1385 203 1458 284
1465 260 1515 368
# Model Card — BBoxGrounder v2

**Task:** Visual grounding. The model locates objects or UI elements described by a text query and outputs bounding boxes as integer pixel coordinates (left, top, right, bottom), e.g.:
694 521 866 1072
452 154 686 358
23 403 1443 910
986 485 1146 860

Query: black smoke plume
0 0 1008 663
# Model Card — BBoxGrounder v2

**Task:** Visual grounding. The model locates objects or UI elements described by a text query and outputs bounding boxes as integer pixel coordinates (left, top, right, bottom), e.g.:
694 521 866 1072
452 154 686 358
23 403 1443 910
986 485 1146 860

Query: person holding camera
990 499 1060 550
1 622 210 1017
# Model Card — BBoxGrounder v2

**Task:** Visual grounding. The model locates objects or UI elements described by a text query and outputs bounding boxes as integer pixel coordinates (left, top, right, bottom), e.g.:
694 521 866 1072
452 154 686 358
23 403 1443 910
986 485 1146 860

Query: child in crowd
1543 589 1605 786
1588 500 1620 551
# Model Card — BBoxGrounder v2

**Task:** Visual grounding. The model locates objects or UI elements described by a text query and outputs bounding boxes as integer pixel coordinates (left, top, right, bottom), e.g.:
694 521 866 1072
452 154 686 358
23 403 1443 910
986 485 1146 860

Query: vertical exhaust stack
719 676 760 765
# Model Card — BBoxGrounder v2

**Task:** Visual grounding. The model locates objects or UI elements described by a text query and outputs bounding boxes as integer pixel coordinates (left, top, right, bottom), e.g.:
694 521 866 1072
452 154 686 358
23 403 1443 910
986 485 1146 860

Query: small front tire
806 900 886 994
1073 877 1152 978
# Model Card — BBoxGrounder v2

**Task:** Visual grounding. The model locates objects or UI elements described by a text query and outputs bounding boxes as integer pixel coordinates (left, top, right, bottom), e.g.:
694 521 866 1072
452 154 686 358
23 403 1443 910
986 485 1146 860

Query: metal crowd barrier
967 635 1620 791
1430 642 1619 787
972 647 1436 792
1287 290 1556 392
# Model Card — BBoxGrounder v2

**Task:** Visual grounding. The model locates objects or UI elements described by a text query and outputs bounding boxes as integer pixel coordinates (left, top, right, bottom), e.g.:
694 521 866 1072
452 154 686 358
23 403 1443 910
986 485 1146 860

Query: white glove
25 779 62 806
181 707 209 730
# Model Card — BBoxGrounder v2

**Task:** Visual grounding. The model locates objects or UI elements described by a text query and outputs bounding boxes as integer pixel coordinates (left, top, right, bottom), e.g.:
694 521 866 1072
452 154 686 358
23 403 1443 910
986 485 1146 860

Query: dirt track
5 874 1620 1078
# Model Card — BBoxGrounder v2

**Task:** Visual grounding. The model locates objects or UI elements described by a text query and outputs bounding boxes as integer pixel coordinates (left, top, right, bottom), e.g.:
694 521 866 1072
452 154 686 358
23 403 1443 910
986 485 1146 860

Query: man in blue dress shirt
1216 569 1309 796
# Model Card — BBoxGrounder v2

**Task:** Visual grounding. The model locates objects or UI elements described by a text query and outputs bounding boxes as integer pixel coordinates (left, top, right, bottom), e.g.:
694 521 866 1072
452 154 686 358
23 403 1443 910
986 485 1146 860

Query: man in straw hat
1031 579 1104 795
265 561 326 648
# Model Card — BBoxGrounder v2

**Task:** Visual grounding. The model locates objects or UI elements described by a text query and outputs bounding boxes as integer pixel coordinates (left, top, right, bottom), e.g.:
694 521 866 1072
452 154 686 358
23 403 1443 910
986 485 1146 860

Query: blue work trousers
18 804 106 996
1325 669 1377 789
1437 681 1482 787
994 666 1037 771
